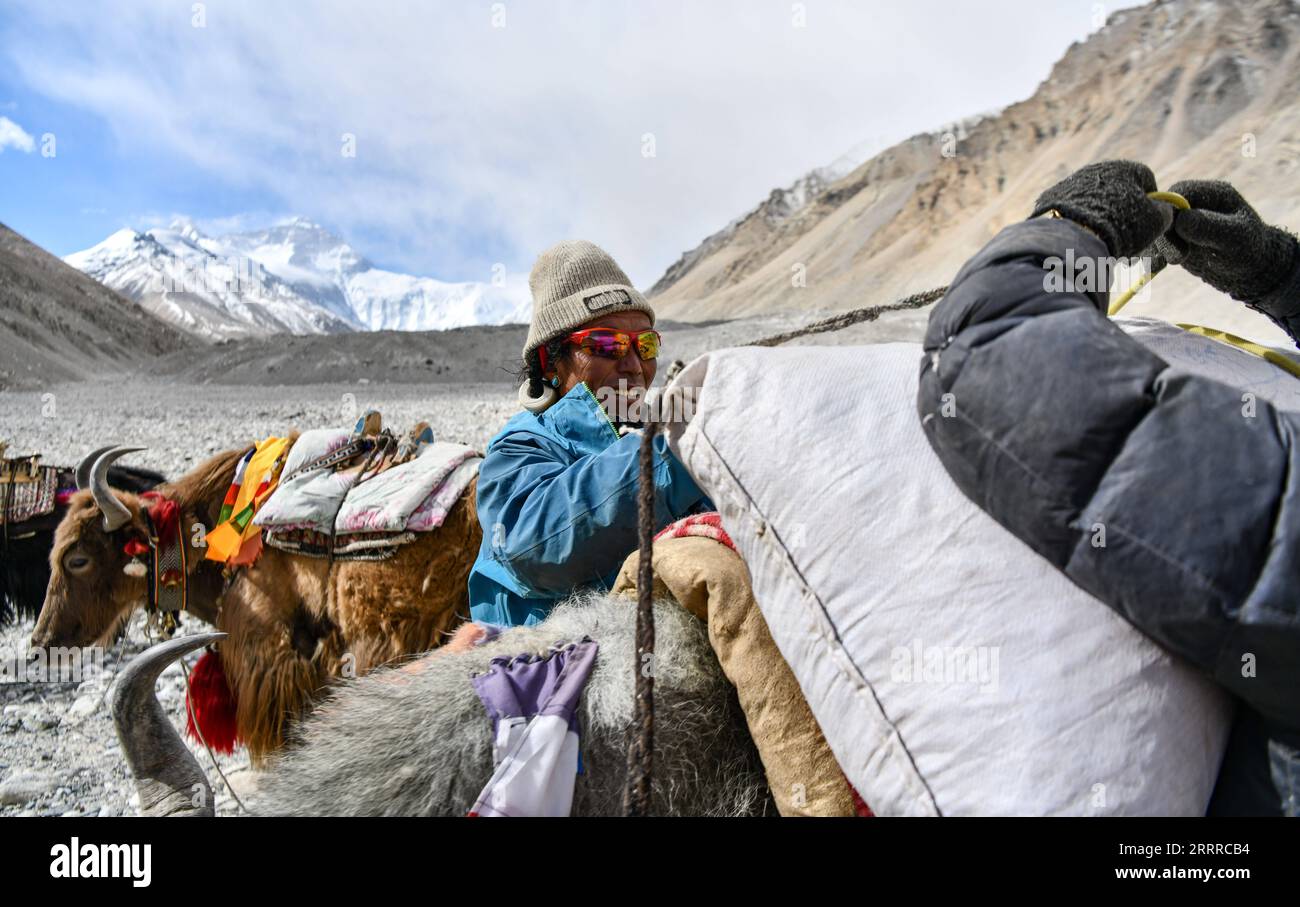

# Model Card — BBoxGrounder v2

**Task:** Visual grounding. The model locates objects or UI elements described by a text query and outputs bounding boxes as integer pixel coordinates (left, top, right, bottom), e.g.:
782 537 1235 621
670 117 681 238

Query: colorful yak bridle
128 491 188 637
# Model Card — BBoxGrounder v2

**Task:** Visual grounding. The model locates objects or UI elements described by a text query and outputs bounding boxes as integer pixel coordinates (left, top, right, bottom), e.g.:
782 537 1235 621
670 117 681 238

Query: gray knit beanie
522 240 655 368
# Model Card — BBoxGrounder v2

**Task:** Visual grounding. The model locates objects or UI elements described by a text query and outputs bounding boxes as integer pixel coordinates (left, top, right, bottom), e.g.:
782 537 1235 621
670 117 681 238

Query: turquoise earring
550 377 560 388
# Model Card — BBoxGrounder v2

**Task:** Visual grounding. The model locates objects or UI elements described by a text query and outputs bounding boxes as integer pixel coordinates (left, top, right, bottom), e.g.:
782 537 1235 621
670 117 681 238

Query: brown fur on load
219 482 480 760
215 543 336 762
329 482 478 674
36 437 481 764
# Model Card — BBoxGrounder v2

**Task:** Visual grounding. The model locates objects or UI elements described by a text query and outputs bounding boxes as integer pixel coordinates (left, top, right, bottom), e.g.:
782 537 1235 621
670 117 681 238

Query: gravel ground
0 306 932 817
0 379 520 477
1 613 251 817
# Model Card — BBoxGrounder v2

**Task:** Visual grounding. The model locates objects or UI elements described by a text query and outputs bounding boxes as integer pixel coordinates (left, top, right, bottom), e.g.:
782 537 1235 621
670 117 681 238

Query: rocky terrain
649 0 1300 349
3 204 880 392
1 614 250 817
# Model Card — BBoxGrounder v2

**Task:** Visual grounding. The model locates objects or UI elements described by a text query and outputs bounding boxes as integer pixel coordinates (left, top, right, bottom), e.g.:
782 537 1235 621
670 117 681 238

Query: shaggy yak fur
181 592 773 816
35 441 480 762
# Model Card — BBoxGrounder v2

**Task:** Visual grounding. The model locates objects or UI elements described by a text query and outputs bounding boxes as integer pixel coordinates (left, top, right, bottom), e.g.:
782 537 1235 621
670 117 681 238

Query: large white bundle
664 322 1300 816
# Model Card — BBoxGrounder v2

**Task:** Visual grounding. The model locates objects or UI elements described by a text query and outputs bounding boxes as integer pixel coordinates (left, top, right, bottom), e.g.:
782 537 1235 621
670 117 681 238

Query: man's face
550 311 658 404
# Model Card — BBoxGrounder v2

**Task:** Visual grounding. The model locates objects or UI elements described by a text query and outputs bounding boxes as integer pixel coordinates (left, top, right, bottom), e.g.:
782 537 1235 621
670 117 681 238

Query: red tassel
141 491 180 544
185 649 241 755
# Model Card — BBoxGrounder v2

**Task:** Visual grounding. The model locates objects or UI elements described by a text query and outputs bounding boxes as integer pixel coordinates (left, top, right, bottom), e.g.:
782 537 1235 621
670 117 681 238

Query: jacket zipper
580 382 622 444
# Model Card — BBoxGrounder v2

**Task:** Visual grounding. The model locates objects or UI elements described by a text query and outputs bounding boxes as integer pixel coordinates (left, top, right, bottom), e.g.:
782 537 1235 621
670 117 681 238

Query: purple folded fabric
469 638 599 817
473 638 598 735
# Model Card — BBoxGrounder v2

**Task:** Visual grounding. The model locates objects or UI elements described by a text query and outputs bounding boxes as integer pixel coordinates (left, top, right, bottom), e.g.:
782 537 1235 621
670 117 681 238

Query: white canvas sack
663 323 1300 816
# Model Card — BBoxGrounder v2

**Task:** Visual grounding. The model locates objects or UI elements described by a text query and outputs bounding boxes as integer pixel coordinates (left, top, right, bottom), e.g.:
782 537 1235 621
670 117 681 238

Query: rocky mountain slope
0 223 194 390
66 217 532 339
650 0 1300 348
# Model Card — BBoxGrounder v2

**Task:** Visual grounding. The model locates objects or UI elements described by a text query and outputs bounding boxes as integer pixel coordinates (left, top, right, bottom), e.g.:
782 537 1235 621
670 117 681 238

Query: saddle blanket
653 511 736 551
254 428 480 538
0 462 61 525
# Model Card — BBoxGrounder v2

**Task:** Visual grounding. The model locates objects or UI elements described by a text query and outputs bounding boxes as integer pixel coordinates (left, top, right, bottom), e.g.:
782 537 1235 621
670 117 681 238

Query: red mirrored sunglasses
538 328 661 372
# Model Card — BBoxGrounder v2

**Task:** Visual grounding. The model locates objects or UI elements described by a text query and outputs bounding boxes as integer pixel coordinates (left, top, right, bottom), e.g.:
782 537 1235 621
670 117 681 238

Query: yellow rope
1107 267 1159 316
1107 191 1191 316
1175 324 1300 380
1097 190 1300 380
1146 191 1192 211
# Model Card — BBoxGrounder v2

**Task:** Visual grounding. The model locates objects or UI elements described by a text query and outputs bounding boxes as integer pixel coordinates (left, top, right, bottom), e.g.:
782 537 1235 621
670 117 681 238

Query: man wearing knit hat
517 238 659 414
463 239 857 816
468 239 700 627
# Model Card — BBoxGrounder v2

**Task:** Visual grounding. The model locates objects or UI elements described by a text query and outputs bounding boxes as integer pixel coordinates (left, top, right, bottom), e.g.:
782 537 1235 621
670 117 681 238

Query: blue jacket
468 382 709 627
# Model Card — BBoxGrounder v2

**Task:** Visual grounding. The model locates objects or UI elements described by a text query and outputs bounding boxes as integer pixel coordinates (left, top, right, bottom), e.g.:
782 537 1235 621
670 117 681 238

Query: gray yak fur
233 591 773 816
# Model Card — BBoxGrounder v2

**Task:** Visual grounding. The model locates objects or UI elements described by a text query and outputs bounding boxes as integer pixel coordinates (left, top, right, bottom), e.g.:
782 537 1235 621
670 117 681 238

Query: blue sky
0 0 1140 286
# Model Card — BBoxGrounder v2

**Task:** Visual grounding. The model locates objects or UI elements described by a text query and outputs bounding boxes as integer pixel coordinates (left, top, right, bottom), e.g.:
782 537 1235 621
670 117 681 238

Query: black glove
1031 160 1174 258
1155 180 1300 314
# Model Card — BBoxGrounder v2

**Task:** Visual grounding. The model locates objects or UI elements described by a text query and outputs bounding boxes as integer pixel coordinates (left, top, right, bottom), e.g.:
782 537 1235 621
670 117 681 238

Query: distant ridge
0 222 194 390
649 0 1300 347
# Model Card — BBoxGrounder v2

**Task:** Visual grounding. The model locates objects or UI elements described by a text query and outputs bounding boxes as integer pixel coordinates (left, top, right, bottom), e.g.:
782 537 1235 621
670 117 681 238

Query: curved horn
90 446 144 531
111 632 226 817
75 445 117 492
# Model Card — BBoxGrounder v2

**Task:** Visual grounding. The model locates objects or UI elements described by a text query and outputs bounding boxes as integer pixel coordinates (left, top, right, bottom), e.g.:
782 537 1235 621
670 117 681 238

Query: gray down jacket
916 216 1300 813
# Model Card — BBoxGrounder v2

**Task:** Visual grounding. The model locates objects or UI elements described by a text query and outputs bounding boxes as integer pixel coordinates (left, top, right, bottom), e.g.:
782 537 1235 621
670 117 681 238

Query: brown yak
32 444 480 761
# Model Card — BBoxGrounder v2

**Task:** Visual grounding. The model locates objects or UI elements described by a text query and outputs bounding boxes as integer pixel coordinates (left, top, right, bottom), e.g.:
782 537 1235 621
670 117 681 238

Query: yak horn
75 445 118 492
111 632 225 817
90 446 144 531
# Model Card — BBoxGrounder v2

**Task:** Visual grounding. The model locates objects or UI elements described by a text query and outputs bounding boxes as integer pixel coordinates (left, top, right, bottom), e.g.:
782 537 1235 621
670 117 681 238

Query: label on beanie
583 288 631 312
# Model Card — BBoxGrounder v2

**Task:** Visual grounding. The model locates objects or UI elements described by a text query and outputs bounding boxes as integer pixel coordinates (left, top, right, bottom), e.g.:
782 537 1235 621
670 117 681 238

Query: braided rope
748 286 948 347
623 417 660 817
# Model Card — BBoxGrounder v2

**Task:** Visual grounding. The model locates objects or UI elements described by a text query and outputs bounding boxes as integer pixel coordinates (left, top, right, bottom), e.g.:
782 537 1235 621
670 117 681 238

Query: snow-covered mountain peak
100 227 148 253
66 217 532 339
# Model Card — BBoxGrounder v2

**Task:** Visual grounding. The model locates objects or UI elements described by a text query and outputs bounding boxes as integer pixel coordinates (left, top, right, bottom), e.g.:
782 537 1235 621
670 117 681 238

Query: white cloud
0 0 1133 285
0 115 34 153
